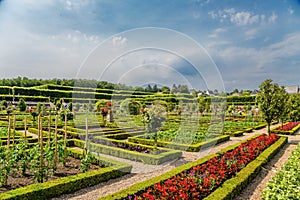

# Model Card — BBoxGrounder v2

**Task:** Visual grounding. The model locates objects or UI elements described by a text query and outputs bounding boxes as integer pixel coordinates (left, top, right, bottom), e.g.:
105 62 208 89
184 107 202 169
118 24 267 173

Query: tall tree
288 94 300 121
277 86 289 128
256 79 282 134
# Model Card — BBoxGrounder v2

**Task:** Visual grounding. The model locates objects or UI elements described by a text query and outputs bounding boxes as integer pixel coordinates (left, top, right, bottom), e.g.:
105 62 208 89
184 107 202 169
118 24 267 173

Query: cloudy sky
0 0 299 91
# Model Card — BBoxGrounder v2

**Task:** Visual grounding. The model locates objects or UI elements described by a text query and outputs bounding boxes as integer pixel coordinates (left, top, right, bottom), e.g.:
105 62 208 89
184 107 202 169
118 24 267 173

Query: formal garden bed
271 121 300 135
71 138 182 165
0 142 132 200
100 134 287 200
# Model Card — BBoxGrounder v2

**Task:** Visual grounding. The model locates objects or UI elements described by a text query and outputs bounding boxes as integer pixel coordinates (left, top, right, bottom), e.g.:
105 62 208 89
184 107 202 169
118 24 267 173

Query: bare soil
0 156 101 193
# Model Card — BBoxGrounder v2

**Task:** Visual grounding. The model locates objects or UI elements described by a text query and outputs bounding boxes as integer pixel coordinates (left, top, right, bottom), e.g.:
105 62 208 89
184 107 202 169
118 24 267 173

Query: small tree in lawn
142 103 166 148
256 79 282 134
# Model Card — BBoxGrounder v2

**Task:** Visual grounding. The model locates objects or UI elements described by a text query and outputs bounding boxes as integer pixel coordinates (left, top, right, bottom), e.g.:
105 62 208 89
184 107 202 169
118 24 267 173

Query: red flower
127 134 280 200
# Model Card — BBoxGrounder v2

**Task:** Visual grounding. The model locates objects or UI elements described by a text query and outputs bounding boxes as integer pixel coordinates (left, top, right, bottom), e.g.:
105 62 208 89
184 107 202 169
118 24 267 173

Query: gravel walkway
51 125 279 200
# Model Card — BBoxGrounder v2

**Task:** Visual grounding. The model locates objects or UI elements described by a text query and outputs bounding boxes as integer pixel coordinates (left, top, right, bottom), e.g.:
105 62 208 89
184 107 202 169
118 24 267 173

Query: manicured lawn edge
0 148 132 200
204 136 287 200
127 135 230 152
99 134 287 200
70 139 182 165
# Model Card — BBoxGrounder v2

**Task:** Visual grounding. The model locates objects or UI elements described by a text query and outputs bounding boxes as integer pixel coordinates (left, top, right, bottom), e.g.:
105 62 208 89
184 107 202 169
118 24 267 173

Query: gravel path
51 125 279 200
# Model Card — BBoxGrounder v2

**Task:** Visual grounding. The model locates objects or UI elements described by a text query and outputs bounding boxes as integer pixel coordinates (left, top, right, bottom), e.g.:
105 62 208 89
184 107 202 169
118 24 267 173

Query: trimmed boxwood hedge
0 147 132 200
127 135 230 152
72 139 182 165
100 134 287 200
271 122 300 135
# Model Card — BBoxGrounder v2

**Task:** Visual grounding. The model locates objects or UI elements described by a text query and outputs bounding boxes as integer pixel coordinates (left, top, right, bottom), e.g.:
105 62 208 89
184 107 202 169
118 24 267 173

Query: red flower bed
125 134 279 200
275 122 300 131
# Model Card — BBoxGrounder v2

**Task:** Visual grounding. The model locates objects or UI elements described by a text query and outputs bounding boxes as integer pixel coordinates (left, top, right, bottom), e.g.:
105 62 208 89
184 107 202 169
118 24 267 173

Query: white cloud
268 12 278 23
209 8 277 26
208 28 227 38
245 28 258 39
112 36 128 46
217 32 300 71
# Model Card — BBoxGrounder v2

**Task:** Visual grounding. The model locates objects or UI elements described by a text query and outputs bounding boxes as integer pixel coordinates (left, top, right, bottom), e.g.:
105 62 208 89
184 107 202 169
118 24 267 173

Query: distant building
284 85 299 94
251 89 258 96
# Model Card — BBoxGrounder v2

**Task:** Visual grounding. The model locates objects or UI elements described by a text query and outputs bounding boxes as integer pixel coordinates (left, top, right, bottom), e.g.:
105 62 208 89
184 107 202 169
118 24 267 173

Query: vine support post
48 114 51 146
24 117 27 146
12 114 16 146
4 116 11 186
38 115 44 183
84 116 89 155
63 113 67 166
54 115 58 169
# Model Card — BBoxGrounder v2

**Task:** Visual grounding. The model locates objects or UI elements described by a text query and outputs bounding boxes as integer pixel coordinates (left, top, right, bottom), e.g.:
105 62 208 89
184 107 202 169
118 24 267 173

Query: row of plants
71 139 182 165
262 142 300 199
271 121 300 135
101 134 286 200
128 134 230 152
0 146 132 200
0 140 66 186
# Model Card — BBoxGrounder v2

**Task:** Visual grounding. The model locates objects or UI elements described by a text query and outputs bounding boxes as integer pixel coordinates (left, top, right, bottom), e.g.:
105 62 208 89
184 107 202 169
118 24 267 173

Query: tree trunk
267 122 271 135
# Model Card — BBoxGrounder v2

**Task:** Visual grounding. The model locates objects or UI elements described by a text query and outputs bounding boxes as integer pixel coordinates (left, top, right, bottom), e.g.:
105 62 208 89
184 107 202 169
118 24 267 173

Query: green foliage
17 98 27 111
80 152 95 173
256 79 283 134
288 94 300 121
0 147 132 200
95 99 108 112
1 100 8 110
37 102 42 115
198 97 206 115
262 143 300 200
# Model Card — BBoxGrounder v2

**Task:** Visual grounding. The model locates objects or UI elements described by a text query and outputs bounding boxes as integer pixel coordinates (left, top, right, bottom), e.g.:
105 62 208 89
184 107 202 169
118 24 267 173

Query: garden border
99 134 287 200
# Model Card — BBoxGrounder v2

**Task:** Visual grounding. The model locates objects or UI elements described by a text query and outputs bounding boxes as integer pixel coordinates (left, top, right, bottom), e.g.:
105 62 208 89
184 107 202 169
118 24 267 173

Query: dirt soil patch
0 156 101 193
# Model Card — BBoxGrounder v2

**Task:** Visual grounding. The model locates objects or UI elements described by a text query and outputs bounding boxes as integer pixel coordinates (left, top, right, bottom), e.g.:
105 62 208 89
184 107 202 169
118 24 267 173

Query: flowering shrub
275 122 300 131
124 134 279 200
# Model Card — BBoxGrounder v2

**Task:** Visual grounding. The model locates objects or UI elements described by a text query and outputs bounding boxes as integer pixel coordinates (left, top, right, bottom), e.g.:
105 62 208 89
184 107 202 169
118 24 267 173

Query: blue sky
0 0 299 91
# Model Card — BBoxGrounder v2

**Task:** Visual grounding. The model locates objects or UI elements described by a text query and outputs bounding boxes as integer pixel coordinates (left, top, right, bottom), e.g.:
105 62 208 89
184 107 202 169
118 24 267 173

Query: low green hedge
71 139 182 165
28 128 63 139
204 136 287 200
254 123 267 130
127 135 230 152
271 122 300 135
100 134 285 200
0 147 132 200
106 130 145 140
228 130 244 137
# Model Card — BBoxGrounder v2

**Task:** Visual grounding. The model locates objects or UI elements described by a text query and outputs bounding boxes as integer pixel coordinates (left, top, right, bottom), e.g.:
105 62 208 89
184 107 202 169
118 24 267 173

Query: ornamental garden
0 78 299 199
